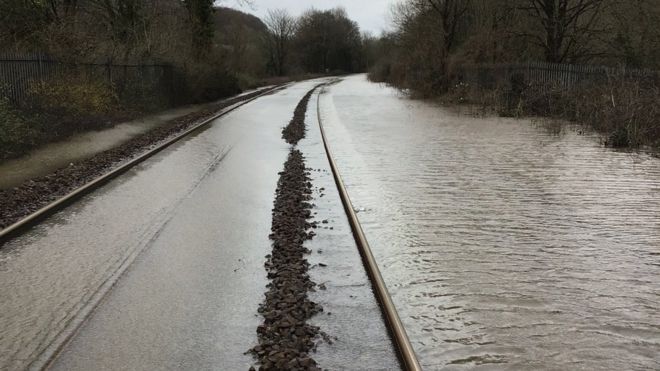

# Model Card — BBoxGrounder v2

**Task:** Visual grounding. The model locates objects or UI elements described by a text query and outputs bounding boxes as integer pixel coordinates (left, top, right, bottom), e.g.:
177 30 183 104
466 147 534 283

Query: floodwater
0 87 271 190
320 75 660 370
0 83 296 370
0 80 397 370
0 105 200 189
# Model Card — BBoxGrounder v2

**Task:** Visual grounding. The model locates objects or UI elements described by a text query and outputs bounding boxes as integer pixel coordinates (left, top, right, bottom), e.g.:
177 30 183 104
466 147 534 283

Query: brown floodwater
320 75 660 370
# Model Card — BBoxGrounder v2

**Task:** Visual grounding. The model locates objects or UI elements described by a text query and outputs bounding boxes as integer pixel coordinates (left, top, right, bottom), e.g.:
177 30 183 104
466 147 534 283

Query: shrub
0 98 35 159
579 79 660 148
451 73 660 149
181 62 241 103
368 61 392 83
27 75 118 119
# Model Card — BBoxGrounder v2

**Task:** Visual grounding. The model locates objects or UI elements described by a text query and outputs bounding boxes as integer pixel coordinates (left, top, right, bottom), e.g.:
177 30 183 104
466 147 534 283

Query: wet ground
0 87 278 231
0 87 272 190
320 75 660 370
301 91 398 369
0 80 398 370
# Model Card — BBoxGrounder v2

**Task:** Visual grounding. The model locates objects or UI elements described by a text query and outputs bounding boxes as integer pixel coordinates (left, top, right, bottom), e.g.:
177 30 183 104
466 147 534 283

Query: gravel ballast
282 87 318 145
249 86 323 370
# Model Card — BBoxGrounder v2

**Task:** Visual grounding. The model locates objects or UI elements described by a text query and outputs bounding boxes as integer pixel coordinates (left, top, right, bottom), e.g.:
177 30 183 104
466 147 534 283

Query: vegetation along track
0 85 283 244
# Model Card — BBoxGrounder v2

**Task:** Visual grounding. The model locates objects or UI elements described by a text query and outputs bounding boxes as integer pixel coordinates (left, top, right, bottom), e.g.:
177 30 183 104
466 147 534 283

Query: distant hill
213 7 268 35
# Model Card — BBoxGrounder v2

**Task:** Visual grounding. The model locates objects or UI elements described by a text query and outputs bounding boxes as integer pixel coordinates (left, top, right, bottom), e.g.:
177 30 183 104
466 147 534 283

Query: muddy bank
0 88 276 231
250 87 323 370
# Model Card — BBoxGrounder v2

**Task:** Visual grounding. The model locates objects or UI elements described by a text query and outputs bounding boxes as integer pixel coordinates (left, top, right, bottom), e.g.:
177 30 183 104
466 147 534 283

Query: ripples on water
321 76 660 370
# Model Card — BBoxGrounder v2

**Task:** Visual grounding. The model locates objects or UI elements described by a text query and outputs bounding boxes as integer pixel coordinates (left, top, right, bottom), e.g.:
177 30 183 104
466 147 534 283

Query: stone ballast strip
249 86 323 370
282 87 318 145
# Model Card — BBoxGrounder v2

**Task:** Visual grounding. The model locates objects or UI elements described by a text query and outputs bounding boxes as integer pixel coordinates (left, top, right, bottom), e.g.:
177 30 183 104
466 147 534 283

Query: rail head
315 85 422 371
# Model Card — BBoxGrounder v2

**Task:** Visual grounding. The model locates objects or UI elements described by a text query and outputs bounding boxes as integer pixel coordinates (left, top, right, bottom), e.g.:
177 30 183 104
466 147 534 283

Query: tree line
1 1 369 93
0 2 370 160
370 0 660 96
263 7 365 76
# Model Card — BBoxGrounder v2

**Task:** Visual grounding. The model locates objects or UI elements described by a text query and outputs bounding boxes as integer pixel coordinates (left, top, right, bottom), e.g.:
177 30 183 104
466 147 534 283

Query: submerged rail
315 87 422 371
0 85 283 244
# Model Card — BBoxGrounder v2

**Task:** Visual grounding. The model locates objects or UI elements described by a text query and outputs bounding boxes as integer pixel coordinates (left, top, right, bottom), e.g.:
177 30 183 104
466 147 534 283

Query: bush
579 79 660 148
0 98 35 160
27 75 118 119
181 61 241 103
367 61 392 83
450 73 660 149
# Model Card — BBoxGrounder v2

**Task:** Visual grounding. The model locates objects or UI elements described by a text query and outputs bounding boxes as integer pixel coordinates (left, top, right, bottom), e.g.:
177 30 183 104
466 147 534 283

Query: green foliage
27 76 118 119
184 0 216 56
0 98 35 159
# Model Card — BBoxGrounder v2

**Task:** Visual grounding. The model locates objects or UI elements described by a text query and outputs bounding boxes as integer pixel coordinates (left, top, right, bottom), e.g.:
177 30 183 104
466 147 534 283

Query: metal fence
0 52 183 107
456 61 660 91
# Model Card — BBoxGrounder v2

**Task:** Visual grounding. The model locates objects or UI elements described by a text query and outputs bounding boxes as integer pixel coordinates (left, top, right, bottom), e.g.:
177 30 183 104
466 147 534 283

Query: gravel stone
249 87 325 370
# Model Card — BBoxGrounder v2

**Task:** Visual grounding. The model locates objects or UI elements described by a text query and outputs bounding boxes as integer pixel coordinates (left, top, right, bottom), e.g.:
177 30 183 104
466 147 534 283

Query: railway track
0 85 283 245
315 86 422 371
1 80 421 370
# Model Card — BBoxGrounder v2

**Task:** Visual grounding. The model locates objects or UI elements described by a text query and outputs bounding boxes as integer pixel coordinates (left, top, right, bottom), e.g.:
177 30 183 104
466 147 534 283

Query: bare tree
264 9 296 76
515 0 606 63
605 0 660 68
423 0 472 90
427 0 471 56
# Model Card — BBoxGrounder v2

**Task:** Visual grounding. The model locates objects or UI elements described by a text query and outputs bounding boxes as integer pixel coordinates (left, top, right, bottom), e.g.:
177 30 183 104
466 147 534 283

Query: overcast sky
223 0 402 35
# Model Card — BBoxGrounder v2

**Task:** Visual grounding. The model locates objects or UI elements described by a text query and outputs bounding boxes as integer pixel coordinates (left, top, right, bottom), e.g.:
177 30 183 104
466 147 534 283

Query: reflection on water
0 105 205 189
321 75 660 370
0 85 272 190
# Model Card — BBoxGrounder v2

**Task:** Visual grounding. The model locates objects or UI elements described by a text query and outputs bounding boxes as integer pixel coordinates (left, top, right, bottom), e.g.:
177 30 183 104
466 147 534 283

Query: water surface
321 75 660 370
0 87 272 189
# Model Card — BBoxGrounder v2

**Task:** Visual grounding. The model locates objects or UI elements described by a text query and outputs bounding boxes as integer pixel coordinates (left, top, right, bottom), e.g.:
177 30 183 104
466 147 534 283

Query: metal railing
0 52 182 106
456 61 660 91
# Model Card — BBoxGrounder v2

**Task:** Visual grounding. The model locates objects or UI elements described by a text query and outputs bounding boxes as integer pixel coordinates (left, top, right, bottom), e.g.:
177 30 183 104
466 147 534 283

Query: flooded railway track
0 85 282 245
316 86 422 371
249 82 421 370
1 79 420 370
318 75 660 370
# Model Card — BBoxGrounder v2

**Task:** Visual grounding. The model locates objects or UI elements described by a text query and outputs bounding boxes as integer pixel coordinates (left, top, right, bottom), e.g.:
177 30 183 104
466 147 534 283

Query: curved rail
0 85 283 244
315 87 422 371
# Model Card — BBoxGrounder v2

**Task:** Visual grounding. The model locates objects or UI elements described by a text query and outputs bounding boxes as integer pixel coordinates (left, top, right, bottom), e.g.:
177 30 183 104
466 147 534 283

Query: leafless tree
426 0 471 56
514 0 606 63
264 9 296 76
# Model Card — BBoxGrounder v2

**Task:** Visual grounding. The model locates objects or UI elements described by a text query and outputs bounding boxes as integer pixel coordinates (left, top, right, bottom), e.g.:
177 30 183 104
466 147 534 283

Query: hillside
213 7 268 35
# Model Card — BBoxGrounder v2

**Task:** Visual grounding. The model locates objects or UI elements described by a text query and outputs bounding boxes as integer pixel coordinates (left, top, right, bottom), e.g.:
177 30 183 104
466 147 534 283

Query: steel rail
315 87 423 371
0 85 284 244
